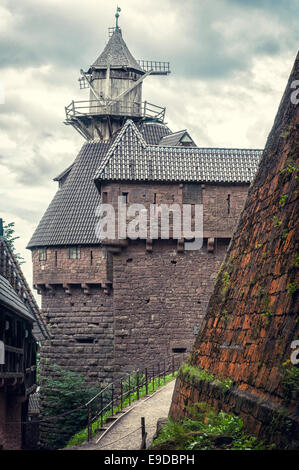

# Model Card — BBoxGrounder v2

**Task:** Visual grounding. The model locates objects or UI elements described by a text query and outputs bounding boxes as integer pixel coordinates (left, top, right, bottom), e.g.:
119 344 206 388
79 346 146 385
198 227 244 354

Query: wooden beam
107 69 153 105
80 69 102 101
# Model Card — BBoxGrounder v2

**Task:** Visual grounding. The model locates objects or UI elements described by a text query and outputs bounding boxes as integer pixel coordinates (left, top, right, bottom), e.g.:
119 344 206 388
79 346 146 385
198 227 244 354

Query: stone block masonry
112 239 228 376
40 285 114 385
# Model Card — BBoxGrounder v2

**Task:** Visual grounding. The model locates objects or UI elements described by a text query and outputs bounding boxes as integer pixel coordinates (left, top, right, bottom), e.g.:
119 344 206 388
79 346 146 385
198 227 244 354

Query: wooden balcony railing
65 100 166 122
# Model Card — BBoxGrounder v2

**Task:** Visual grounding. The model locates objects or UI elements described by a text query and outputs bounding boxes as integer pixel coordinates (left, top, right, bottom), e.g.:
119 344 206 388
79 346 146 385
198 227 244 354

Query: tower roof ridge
91 30 143 72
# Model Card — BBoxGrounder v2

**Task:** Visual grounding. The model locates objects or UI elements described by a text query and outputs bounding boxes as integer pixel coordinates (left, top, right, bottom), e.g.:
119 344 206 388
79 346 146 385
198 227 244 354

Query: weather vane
115 6 121 32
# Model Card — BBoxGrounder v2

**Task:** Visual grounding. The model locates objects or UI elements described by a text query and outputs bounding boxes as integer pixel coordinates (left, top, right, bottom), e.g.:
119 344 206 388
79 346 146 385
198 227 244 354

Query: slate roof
90 30 143 73
0 274 35 321
139 121 172 145
27 141 111 248
28 119 262 248
94 120 262 184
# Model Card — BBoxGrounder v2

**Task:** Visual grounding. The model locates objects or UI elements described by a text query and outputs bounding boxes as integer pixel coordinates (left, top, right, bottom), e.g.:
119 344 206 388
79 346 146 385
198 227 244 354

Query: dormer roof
159 130 197 147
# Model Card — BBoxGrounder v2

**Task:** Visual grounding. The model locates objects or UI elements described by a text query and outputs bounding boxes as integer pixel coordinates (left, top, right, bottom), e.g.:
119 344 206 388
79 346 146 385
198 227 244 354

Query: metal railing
138 60 170 75
65 99 166 122
85 353 188 441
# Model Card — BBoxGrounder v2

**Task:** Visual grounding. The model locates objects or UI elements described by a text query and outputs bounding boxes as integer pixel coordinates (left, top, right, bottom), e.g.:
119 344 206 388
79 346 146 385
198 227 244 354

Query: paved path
67 380 175 450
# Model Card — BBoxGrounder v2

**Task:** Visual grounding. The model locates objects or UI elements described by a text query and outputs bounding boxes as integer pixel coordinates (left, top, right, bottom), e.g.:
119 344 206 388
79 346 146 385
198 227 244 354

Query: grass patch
180 363 234 393
150 402 271 450
66 371 178 447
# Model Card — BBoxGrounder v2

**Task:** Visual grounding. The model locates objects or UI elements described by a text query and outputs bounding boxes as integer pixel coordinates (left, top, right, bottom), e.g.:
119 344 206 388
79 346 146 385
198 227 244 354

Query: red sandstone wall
112 239 228 374
40 285 114 385
32 246 108 287
170 53 299 447
100 182 249 239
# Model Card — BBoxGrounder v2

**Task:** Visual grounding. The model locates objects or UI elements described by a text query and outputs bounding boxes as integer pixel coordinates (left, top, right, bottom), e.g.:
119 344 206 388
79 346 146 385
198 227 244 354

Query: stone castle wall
112 239 228 376
34 182 250 386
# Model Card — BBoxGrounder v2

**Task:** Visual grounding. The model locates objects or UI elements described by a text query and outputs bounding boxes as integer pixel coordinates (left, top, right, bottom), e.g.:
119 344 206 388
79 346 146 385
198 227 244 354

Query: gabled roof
28 121 172 247
159 130 196 147
0 274 35 321
94 120 262 184
90 30 143 73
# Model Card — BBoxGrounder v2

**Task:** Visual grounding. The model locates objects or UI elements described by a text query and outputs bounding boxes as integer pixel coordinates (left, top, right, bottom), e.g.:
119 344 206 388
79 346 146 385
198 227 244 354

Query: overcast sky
0 0 298 298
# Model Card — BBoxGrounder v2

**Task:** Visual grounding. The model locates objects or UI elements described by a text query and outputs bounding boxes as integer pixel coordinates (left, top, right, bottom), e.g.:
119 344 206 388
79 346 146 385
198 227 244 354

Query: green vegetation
221 271 231 299
287 282 298 295
272 215 282 228
279 195 288 208
40 364 101 449
281 361 299 404
66 371 178 447
280 161 299 176
180 363 233 393
220 309 232 324
2 220 25 265
151 402 268 450
282 228 289 240
260 290 273 324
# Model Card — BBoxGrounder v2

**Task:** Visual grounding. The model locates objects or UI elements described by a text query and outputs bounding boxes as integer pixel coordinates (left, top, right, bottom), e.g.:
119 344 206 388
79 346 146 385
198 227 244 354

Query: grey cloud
1 0 298 81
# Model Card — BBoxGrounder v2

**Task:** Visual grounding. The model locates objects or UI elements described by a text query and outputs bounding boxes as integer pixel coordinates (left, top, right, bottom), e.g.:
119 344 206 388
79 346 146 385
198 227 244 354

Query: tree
2 220 25 265
40 365 101 449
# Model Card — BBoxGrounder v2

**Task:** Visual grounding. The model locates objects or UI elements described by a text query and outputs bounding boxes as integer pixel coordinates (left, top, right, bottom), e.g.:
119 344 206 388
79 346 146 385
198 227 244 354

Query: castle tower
28 10 262 398
65 9 170 141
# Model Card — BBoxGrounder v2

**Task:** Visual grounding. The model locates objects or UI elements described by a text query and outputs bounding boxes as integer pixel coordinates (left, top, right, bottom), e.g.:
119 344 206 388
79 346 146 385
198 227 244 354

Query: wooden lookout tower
65 8 171 141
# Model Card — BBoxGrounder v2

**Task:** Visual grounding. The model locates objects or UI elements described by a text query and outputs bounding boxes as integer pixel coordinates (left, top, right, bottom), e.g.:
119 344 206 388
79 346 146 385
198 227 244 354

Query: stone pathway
66 379 175 450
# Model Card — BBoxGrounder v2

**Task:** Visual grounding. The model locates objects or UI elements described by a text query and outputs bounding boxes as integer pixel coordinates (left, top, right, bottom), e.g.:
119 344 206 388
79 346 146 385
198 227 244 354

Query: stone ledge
170 371 299 449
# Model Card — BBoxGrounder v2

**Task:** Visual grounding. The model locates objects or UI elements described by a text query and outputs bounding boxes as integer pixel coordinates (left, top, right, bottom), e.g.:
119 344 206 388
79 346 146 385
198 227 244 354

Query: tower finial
115 6 121 32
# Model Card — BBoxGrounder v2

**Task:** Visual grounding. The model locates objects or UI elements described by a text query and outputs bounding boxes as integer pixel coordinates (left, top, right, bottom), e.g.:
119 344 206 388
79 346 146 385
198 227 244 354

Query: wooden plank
4 345 24 354
0 372 24 378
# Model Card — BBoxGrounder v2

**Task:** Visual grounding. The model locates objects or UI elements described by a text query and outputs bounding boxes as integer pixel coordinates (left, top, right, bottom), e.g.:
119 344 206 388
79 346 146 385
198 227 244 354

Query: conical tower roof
91 29 144 72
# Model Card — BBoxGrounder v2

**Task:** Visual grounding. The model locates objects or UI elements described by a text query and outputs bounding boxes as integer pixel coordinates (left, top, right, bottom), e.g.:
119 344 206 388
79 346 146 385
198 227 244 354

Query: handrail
85 353 188 441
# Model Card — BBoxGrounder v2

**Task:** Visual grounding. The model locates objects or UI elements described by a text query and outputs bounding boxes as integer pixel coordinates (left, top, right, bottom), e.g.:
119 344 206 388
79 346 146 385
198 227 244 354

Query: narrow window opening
75 337 94 344
122 192 129 203
68 247 80 259
126 258 133 263
90 250 93 265
55 251 58 267
227 194 231 215
102 192 108 203
172 348 187 354
38 247 47 261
